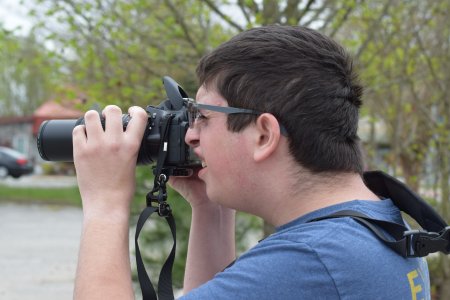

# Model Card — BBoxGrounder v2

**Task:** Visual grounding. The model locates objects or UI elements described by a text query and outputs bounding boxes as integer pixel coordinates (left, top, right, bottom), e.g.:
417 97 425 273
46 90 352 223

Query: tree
337 0 449 297
202 0 360 34
0 28 55 116
30 0 234 108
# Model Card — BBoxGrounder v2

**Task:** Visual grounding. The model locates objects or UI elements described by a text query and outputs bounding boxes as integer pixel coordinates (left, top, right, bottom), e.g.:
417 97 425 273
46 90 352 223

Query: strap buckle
157 201 172 217
147 173 172 217
404 227 450 257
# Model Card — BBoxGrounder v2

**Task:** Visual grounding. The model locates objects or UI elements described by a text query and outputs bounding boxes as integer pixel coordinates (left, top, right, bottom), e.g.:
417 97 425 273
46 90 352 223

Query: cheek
222 136 252 177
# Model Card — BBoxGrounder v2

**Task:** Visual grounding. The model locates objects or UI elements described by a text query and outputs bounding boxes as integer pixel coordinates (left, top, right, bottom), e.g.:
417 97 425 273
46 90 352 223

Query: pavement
0 203 82 300
0 175 79 299
0 203 145 300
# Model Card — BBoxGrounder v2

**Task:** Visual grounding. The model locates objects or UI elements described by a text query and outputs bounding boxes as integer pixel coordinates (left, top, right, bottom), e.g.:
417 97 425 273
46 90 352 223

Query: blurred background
0 0 448 299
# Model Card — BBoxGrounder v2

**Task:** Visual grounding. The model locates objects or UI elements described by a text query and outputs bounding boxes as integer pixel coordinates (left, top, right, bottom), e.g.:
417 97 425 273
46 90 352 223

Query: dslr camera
37 76 200 175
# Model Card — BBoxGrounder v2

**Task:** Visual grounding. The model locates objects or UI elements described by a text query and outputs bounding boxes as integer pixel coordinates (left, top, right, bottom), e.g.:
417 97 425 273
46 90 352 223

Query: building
0 100 84 165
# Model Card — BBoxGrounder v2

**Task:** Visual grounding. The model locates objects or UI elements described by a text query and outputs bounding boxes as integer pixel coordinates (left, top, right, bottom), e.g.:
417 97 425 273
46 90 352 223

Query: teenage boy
73 25 430 299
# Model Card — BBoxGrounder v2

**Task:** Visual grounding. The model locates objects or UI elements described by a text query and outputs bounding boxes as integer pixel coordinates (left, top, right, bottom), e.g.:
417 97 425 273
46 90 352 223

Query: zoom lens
37 119 80 161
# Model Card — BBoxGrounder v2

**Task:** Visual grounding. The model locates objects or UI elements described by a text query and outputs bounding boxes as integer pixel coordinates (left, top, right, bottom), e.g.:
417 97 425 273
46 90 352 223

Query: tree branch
202 0 244 32
164 0 203 56
355 0 393 60
328 3 355 38
283 0 301 24
297 0 315 24
262 0 280 25
237 0 253 25
302 0 329 27
413 30 446 95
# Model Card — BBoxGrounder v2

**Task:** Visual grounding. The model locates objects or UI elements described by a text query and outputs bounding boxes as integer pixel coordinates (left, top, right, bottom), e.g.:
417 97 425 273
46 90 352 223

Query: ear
253 113 282 162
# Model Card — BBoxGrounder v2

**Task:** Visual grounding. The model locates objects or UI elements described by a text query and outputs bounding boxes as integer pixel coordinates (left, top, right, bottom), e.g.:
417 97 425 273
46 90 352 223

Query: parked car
0 147 34 178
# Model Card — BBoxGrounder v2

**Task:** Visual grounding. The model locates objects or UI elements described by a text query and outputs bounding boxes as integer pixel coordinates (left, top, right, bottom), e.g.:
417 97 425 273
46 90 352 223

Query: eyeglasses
184 99 288 136
185 99 261 128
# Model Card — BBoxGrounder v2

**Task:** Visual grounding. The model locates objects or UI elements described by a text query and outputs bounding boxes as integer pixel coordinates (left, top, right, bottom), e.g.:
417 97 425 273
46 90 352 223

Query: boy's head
196 25 364 174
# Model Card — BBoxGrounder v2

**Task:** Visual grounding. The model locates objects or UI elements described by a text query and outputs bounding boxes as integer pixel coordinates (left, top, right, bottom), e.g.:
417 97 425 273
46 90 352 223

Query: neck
256 169 380 227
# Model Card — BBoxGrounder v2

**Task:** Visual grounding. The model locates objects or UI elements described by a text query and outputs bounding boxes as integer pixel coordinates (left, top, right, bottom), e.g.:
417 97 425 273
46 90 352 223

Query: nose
185 126 200 148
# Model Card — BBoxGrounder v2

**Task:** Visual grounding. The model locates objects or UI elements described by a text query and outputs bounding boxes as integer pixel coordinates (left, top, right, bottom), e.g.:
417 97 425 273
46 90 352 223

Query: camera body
139 101 198 170
37 76 200 174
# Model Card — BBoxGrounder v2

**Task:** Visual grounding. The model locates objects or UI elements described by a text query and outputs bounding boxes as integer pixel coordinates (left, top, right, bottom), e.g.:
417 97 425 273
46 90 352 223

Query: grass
0 184 82 206
0 183 149 214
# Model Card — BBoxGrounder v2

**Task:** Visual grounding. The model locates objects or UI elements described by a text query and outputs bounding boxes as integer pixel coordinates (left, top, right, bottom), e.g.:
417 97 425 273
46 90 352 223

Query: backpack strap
308 209 449 257
363 171 447 232
307 170 450 257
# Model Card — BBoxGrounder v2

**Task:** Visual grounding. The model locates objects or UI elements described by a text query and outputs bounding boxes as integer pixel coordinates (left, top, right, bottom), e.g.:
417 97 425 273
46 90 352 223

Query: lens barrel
37 119 80 161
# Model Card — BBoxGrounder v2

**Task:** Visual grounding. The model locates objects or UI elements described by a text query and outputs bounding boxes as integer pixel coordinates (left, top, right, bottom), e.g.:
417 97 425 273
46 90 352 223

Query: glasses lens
187 101 198 128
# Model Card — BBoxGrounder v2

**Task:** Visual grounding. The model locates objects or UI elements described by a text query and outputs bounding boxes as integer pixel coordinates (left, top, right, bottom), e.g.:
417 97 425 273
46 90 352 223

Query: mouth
197 160 207 179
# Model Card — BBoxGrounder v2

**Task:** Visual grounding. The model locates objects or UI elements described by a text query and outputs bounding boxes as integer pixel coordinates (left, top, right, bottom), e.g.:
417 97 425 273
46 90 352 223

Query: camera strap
135 114 176 300
309 171 450 257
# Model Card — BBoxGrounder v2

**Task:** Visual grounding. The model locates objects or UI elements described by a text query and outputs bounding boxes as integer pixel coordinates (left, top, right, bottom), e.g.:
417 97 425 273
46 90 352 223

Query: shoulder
182 220 353 300
182 230 340 300
181 200 431 299
267 206 431 299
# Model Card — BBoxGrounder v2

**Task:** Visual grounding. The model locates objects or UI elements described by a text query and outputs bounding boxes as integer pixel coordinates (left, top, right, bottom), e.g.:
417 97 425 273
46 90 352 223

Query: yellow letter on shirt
407 270 423 300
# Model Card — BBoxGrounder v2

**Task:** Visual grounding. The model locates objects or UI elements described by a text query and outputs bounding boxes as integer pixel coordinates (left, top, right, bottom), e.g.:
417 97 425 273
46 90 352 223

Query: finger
84 110 103 140
72 125 87 160
102 105 123 134
125 106 148 142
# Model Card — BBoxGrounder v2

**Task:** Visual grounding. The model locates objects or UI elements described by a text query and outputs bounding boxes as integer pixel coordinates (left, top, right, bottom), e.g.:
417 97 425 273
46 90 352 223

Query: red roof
31 100 84 135
33 100 84 119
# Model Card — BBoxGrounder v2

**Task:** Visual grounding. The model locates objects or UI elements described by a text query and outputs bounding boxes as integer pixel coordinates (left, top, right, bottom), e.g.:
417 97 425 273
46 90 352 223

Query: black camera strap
135 203 176 300
309 171 450 258
135 114 176 300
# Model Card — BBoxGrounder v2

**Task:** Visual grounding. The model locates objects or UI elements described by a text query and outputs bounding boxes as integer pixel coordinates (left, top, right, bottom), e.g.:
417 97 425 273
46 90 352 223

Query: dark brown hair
196 25 364 174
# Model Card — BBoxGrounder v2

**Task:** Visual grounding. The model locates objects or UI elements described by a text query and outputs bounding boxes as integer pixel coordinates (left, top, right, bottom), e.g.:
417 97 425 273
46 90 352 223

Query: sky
0 0 33 35
0 0 247 36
